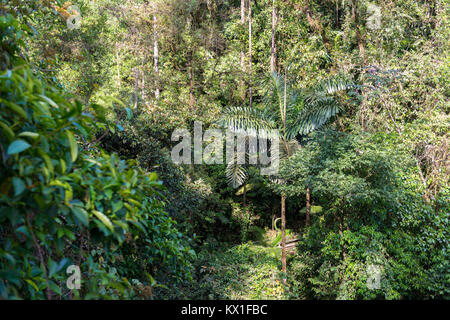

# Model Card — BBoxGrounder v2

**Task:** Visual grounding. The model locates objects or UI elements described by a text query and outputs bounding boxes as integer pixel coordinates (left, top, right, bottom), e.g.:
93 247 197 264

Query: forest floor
161 230 297 299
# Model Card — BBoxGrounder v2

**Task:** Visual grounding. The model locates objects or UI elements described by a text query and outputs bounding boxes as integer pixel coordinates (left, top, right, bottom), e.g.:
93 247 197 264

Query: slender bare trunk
188 51 195 109
271 204 276 231
306 187 311 226
115 44 121 90
153 13 160 99
281 71 291 158
186 15 195 108
243 183 247 207
141 63 146 104
240 0 246 101
26 213 52 300
283 71 287 130
281 195 287 284
416 159 431 202
335 0 339 28
248 0 253 108
270 0 276 73
360 88 368 131
134 67 139 109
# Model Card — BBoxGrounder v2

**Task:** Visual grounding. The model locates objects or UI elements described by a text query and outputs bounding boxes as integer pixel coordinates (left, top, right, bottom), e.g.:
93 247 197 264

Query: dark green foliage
100 118 239 244
0 15 191 299
278 130 449 299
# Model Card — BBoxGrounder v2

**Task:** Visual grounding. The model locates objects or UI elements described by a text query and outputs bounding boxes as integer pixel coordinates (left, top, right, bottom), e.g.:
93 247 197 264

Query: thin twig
26 213 52 300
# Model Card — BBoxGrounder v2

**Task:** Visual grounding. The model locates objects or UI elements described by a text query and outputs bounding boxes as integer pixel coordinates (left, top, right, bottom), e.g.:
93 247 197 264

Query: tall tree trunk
240 0 246 101
306 187 311 226
283 71 287 130
271 204 276 231
243 183 247 208
115 44 121 90
141 63 146 105
187 51 195 109
153 13 160 99
281 195 287 284
134 66 139 109
351 0 366 64
335 0 339 28
270 0 276 73
186 15 195 108
248 0 253 108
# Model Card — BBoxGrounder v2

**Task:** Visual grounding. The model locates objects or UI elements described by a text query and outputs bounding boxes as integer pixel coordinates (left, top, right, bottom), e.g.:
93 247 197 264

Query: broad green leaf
25 279 39 292
64 229 75 240
112 201 123 213
148 172 158 182
37 148 54 176
38 94 58 108
71 207 89 226
48 259 58 278
66 130 78 162
104 189 113 199
18 131 39 139
59 158 66 174
48 281 62 295
7 139 31 155
0 121 14 141
128 199 142 208
12 177 25 196
113 220 128 230
3 100 27 118
92 210 114 231
49 180 73 203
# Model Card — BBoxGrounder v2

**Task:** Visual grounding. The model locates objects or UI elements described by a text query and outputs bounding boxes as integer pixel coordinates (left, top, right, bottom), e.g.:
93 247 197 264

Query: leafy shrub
0 15 191 299
280 130 449 299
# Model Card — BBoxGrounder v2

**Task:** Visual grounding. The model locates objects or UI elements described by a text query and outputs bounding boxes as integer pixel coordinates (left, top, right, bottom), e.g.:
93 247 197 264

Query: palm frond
287 77 355 139
305 77 355 103
261 72 300 122
226 161 247 189
220 105 275 134
287 99 340 138
261 72 284 108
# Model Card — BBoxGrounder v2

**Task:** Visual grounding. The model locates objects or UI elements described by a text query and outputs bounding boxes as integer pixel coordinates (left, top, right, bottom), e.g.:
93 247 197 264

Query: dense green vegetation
0 0 448 300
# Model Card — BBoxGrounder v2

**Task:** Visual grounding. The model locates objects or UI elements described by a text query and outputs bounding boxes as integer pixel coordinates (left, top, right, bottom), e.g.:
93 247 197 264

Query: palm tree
221 71 354 283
